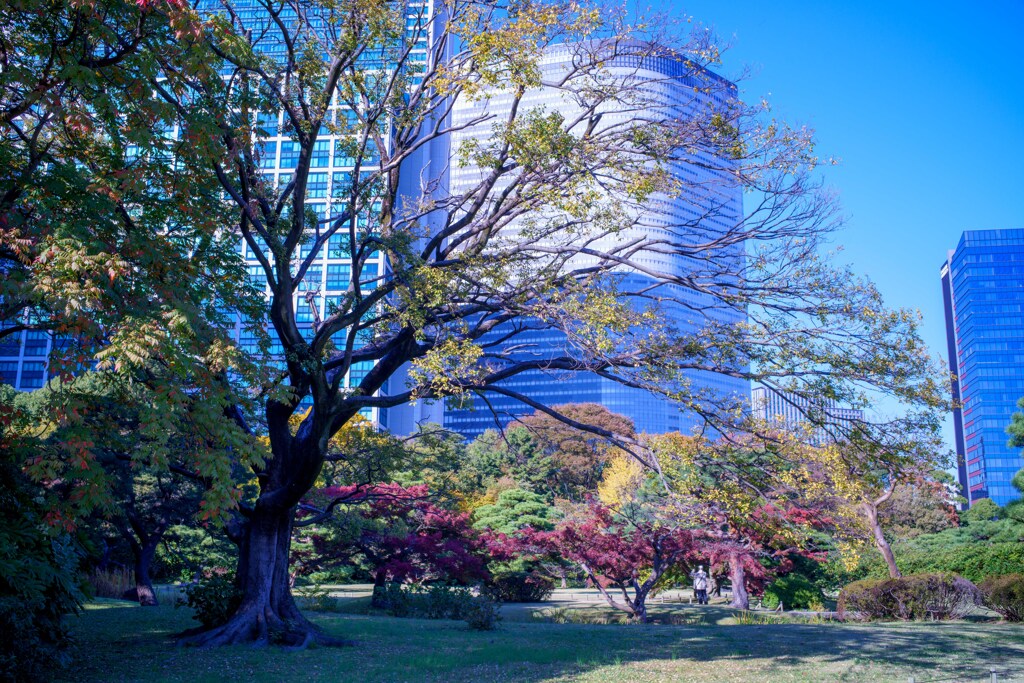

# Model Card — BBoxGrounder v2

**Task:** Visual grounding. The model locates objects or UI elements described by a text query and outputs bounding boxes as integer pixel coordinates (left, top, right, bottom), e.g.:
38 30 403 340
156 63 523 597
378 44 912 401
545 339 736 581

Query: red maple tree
517 502 702 623
294 484 488 604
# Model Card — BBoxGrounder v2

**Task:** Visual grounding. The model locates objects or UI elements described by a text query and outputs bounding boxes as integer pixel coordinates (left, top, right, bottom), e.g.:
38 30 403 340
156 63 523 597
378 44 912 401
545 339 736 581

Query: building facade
0 328 54 390
750 386 865 446
942 229 1024 507
440 44 750 438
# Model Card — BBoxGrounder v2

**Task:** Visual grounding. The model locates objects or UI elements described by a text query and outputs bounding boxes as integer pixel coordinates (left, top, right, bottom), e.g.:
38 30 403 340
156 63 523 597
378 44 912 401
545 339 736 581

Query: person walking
691 565 709 605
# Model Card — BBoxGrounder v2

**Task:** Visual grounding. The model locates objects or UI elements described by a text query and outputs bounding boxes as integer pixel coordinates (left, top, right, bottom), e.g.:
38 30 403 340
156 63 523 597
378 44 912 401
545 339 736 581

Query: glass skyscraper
441 44 749 438
941 229 1024 507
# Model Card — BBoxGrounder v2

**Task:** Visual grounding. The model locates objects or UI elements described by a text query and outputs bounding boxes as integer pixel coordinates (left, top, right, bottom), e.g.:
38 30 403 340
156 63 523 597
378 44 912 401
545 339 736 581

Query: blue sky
670 0 1024 448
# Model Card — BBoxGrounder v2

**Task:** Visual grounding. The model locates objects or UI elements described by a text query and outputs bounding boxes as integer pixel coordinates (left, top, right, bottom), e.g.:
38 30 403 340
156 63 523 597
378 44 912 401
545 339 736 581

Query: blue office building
942 229 1024 507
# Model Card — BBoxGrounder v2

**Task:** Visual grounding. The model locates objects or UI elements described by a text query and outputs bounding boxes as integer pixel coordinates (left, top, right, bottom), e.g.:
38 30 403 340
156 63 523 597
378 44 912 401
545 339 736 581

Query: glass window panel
311 139 330 168
279 141 300 169
307 172 328 198
19 361 46 389
298 265 322 291
0 361 18 384
326 263 351 290
259 140 277 169
23 331 48 357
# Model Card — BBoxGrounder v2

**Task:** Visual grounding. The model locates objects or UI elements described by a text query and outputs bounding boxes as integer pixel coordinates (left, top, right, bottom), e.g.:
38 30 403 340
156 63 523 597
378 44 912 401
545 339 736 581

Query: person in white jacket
691 565 709 605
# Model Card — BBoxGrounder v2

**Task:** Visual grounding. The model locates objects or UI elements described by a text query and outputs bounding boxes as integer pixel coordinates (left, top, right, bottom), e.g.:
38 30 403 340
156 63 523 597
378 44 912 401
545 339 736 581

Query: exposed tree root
176 605 352 649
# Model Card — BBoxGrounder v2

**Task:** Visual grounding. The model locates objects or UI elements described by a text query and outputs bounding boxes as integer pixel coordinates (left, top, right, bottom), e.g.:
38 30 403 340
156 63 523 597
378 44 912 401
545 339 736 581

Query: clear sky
668 0 1024 448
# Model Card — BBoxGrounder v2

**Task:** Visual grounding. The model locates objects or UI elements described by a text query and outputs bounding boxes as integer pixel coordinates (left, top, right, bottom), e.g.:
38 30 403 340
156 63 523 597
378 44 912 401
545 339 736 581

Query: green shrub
463 594 502 630
381 584 476 619
420 585 473 620
484 571 555 603
178 573 242 627
762 574 826 610
837 578 885 619
304 566 355 585
853 525 1024 584
1005 500 1024 524
962 498 1002 524
926 543 1024 582
378 584 501 629
294 583 338 612
838 573 980 621
980 574 1024 622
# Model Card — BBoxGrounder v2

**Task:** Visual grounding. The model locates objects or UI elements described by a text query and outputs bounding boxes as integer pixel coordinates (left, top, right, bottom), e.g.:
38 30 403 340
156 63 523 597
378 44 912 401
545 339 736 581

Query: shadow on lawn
368 605 1024 683
61 600 1024 683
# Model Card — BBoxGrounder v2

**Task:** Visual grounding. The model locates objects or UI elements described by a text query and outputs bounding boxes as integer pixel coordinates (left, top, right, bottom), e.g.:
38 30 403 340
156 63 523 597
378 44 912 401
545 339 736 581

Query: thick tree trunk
371 572 389 609
862 502 901 579
133 541 159 607
176 400 357 648
178 505 346 648
119 522 162 606
729 557 748 610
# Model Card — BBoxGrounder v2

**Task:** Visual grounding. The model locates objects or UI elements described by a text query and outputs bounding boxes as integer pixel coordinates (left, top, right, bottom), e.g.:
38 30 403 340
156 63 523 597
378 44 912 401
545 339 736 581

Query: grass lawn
55 592 1024 683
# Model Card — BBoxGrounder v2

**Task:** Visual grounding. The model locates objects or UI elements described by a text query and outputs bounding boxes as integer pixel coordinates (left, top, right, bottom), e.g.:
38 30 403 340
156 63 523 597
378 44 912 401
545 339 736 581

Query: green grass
56 596 1024 683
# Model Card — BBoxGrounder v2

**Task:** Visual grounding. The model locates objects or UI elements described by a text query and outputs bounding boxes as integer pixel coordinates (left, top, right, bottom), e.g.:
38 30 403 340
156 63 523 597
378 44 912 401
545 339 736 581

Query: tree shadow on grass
59 601 1024 683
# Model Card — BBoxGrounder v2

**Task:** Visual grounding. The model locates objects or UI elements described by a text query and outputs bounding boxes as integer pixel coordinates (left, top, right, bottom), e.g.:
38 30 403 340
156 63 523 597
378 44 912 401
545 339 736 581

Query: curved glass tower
441 43 750 437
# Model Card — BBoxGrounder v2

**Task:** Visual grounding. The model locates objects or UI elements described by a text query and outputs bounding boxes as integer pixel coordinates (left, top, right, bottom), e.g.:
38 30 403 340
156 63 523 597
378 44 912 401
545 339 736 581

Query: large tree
88 0 944 646
472 487 560 534
0 1 277 655
16 372 247 606
447 405 634 503
814 428 949 580
879 472 959 541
